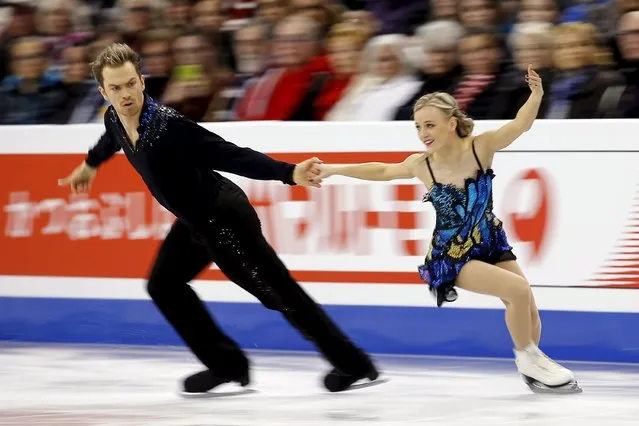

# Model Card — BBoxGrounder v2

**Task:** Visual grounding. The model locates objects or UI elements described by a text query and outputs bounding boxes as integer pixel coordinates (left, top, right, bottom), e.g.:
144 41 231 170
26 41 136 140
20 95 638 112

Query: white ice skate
514 344 582 394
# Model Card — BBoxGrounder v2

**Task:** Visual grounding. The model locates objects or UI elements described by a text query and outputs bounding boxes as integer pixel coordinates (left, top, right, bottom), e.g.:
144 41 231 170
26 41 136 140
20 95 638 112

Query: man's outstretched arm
178 119 321 187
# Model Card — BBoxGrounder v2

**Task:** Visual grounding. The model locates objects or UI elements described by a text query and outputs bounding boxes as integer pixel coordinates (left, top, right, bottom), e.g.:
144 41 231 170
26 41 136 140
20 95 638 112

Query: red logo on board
505 169 551 261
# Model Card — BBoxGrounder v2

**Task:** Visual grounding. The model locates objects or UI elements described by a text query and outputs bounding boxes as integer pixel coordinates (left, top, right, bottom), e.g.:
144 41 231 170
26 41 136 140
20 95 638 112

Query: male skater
58 42 378 395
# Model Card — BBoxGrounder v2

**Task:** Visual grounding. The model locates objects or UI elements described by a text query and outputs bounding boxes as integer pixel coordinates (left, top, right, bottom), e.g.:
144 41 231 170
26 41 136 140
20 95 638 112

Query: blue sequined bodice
424 168 496 234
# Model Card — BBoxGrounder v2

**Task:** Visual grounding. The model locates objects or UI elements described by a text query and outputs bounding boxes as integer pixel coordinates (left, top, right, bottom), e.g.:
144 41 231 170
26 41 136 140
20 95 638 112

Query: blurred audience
451 26 506 119
518 0 560 24
233 13 331 120
543 22 617 118
1 0 638 125
459 0 501 28
598 10 639 116
394 19 463 119
215 19 270 120
325 33 421 120
162 26 232 121
59 40 107 123
315 20 368 119
497 21 555 118
0 36 67 124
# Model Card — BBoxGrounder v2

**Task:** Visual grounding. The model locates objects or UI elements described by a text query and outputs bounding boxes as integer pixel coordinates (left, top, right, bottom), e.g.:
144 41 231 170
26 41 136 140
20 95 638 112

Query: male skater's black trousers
146 178 371 380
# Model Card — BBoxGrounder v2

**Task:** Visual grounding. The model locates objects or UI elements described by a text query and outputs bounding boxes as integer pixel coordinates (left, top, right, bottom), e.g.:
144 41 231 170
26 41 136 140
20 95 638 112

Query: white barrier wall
1 120 638 363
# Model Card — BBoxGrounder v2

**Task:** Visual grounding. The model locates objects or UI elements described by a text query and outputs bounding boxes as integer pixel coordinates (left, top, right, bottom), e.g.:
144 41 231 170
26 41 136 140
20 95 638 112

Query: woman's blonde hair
413 92 474 138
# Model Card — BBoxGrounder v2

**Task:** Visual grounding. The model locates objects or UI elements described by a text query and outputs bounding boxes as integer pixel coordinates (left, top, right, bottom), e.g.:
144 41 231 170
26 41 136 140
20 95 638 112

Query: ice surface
1 343 638 425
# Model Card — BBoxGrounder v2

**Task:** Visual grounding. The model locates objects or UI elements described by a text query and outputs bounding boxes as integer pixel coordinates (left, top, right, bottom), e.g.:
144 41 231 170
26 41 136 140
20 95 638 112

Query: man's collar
137 93 157 134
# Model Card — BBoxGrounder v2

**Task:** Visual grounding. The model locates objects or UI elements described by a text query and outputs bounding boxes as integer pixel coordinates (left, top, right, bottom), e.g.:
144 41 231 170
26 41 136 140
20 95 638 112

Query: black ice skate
522 374 583 394
323 366 381 392
180 369 250 397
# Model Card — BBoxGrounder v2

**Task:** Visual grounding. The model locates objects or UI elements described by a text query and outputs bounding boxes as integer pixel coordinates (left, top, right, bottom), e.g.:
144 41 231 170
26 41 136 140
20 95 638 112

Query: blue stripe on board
0 297 638 363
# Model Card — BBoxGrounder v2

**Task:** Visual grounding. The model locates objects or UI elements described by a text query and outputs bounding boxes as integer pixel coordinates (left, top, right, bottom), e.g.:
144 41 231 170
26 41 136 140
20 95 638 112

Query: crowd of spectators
0 0 638 125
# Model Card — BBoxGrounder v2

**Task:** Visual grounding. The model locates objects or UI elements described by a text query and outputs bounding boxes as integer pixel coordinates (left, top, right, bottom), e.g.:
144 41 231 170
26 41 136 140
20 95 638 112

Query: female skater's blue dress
418 140 516 307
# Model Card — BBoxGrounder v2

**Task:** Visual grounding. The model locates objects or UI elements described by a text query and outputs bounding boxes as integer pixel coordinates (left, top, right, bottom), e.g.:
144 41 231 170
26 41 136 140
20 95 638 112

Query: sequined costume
418 140 516 307
85 95 375 383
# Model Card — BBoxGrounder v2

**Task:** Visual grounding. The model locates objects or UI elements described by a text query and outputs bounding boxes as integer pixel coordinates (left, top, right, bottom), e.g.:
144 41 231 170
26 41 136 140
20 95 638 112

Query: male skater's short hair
90 42 142 87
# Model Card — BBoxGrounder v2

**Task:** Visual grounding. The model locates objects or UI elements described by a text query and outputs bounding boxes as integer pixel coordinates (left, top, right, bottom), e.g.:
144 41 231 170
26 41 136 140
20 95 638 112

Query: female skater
314 65 581 394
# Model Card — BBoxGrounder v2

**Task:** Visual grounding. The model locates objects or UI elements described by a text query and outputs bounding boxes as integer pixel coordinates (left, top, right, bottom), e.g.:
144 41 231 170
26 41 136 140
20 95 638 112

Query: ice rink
1 343 639 425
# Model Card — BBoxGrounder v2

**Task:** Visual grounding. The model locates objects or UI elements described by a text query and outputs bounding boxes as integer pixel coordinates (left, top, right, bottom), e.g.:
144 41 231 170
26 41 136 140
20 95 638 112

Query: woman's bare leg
495 260 541 345
456 260 576 388
455 260 533 350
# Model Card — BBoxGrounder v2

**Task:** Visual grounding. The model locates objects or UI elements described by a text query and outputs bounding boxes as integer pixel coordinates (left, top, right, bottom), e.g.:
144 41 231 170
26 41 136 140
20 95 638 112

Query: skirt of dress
418 248 517 307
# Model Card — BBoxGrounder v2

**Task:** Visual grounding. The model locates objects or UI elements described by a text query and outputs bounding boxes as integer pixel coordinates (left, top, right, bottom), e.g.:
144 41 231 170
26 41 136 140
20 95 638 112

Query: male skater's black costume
85 95 378 393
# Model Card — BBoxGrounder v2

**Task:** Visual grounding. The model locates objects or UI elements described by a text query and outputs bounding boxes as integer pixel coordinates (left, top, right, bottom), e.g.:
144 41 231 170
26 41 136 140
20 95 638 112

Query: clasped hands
292 157 330 188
